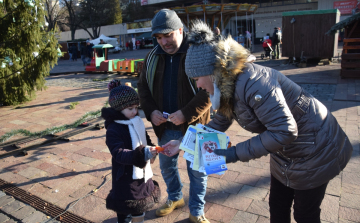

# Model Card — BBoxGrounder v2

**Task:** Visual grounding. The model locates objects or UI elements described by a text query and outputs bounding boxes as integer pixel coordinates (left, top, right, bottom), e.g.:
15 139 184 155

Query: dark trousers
269 175 328 223
117 212 142 223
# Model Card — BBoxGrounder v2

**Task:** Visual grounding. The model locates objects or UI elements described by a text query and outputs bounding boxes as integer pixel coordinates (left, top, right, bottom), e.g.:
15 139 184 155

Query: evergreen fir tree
0 0 61 105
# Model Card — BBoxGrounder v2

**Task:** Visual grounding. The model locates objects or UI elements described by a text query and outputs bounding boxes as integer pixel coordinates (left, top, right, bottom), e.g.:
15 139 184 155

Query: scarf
115 116 153 183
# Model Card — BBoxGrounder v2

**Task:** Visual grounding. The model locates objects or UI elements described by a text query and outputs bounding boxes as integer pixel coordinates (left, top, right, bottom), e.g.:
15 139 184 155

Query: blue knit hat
107 80 139 111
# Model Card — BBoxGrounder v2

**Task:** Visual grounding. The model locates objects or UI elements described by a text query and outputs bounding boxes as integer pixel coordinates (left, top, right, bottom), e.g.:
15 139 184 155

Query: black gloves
213 146 239 163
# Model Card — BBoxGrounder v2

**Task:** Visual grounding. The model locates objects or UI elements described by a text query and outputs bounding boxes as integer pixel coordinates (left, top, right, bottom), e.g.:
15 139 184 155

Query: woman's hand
214 147 239 163
161 140 181 157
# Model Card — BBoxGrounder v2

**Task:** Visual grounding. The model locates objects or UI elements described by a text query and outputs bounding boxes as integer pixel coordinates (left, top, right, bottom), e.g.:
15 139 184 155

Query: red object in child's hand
227 142 232 148
155 146 164 152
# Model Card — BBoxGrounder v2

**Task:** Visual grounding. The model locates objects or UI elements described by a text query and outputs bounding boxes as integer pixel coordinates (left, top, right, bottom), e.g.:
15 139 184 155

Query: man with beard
137 9 211 223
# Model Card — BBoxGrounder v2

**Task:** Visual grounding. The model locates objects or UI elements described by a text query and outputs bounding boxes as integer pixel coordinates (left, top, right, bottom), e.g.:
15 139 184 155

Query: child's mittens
144 146 158 161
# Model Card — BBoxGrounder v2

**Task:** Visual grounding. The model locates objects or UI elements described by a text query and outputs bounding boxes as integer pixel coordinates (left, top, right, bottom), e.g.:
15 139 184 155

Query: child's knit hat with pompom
107 80 139 111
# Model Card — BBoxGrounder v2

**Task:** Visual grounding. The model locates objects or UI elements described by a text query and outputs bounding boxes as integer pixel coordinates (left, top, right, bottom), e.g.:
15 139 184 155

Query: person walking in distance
136 39 141 50
86 40 94 65
137 9 212 223
272 27 282 59
80 43 88 66
213 27 224 41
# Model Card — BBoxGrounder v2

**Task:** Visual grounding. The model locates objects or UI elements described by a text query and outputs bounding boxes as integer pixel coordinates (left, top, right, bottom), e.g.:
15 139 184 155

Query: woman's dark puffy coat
101 107 160 214
207 38 353 190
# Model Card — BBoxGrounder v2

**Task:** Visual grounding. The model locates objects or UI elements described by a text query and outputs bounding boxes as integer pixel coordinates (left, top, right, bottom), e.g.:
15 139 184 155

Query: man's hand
213 147 239 163
150 110 167 126
161 140 181 157
169 110 186 126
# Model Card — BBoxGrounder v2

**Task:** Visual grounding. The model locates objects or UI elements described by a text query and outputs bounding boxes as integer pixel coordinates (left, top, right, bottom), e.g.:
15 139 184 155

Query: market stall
327 12 360 78
282 9 340 61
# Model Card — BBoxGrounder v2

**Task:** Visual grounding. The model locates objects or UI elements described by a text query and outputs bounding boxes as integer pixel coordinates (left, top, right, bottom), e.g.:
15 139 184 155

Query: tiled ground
0 45 359 223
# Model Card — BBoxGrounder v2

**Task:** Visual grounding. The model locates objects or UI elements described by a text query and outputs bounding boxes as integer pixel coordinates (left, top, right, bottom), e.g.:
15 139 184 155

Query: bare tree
43 0 67 31
61 0 83 40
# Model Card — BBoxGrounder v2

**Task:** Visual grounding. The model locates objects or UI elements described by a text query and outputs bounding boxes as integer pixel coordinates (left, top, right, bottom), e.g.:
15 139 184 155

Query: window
272 0 283 5
284 0 295 5
261 0 271 7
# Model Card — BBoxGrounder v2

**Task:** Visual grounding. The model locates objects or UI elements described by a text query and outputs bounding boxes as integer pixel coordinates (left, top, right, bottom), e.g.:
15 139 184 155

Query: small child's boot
131 213 145 223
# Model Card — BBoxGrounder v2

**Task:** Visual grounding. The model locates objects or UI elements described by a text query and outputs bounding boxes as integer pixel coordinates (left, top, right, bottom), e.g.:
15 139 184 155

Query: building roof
326 12 360 35
282 9 339 17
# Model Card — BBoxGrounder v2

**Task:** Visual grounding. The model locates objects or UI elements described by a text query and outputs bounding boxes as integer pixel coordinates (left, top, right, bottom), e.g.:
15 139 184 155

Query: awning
136 32 152 39
326 12 360 35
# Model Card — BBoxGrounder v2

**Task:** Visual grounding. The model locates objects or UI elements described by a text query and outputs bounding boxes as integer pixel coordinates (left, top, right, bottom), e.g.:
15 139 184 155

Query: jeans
158 129 208 217
269 175 328 223
81 55 87 65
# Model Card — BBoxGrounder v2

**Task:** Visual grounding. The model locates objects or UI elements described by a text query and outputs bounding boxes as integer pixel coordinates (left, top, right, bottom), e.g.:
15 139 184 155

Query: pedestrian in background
97 39 105 57
68 44 72 61
136 39 141 50
141 37 145 49
129 40 133 51
245 30 252 50
213 27 224 41
70 44 78 61
80 43 88 66
272 27 282 59
86 40 94 65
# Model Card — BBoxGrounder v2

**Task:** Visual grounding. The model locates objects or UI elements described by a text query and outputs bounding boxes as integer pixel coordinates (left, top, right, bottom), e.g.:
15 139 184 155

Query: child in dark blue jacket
101 80 160 223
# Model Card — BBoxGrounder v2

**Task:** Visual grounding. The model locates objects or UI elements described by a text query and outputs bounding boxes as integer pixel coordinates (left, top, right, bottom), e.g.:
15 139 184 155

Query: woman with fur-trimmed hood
162 20 353 223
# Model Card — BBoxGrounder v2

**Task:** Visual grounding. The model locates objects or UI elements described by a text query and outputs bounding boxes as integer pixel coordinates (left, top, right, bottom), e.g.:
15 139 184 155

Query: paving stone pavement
0 44 359 223
0 191 60 223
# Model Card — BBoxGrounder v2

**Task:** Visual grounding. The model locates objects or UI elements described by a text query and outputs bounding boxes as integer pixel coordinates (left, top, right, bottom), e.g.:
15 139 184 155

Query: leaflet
183 152 194 163
196 124 231 148
180 125 229 175
180 126 198 155
198 132 228 175
180 125 207 170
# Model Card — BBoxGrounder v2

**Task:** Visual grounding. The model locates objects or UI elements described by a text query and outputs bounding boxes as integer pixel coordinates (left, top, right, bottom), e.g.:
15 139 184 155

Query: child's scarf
115 116 153 183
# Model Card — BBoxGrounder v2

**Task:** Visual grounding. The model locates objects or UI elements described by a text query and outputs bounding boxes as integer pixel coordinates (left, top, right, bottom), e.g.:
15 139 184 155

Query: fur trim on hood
213 36 249 120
